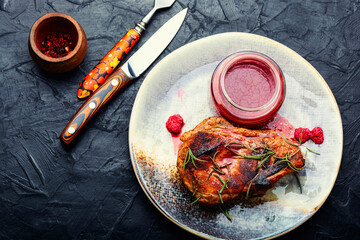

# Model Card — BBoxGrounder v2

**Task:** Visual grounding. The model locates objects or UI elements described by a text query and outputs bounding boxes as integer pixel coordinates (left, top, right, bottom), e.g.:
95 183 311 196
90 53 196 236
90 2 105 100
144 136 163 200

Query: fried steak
177 117 305 205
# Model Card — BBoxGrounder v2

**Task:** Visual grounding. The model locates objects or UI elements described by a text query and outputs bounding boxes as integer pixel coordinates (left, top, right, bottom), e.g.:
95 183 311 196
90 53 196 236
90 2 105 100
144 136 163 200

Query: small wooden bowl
28 12 87 73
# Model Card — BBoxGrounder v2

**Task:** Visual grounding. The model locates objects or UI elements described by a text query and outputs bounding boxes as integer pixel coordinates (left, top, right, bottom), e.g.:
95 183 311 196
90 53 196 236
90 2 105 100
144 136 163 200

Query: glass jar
211 51 286 126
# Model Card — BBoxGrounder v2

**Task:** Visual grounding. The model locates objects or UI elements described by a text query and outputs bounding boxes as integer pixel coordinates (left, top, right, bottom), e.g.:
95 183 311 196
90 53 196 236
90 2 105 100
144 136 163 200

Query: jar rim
219 51 282 112
211 51 286 125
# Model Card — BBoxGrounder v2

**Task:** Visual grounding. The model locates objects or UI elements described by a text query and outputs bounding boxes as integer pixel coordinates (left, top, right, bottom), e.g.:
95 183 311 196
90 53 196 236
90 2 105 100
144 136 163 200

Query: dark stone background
0 0 359 239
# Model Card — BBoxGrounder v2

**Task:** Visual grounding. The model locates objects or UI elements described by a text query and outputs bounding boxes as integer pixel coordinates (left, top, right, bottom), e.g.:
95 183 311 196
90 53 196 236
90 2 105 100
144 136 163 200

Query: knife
77 0 176 99
60 8 187 145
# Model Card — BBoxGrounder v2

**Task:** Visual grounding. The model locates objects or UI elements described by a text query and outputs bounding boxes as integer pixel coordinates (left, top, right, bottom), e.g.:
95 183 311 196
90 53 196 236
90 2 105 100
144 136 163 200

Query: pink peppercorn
294 127 311 143
166 114 184 135
311 127 324 144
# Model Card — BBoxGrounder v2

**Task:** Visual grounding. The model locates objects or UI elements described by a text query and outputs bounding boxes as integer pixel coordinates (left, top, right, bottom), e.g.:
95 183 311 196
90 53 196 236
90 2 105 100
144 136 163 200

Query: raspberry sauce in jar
211 51 285 126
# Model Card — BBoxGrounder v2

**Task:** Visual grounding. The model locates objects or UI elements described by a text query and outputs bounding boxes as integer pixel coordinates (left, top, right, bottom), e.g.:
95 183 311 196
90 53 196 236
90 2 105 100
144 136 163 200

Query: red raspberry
294 127 311 143
311 127 324 144
166 114 184 135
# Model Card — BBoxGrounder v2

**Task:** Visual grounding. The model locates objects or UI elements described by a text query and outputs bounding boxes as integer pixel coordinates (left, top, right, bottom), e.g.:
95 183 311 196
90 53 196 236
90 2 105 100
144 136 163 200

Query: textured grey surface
0 0 359 239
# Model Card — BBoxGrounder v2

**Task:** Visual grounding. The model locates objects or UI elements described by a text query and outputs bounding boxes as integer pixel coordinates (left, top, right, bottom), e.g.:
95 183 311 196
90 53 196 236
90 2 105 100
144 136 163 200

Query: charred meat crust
177 117 305 205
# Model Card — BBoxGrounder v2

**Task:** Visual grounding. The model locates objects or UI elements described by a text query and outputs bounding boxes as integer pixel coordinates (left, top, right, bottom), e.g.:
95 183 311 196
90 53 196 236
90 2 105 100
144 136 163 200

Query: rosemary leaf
190 193 203 205
257 155 271 169
189 148 210 166
218 191 224 204
297 129 303 145
182 150 190 177
191 156 197 169
226 147 242 156
212 166 225 175
290 149 300 158
214 174 226 187
246 182 252 198
282 134 320 156
206 169 215 180
196 158 209 163
220 205 232 221
275 149 300 160
219 162 232 168
226 142 256 153
219 179 227 193
236 152 274 160
306 147 320 155
210 151 220 169
276 158 301 172
282 134 301 147
234 154 263 160
191 176 196 196
223 164 231 191
253 143 271 153
293 172 303 194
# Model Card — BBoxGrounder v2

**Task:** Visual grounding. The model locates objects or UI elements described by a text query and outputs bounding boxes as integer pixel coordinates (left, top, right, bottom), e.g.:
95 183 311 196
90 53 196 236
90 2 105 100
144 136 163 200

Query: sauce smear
264 113 294 139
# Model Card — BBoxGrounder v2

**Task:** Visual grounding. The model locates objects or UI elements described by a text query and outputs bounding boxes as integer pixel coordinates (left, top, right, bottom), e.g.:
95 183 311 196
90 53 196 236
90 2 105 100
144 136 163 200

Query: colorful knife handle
77 28 140 99
61 68 131 145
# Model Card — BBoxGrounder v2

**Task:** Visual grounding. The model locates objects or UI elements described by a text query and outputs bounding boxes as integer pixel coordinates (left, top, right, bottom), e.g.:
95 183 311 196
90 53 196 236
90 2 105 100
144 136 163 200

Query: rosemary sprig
183 148 210 177
227 141 275 170
190 193 204 205
257 154 271 169
281 135 320 155
275 154 301 172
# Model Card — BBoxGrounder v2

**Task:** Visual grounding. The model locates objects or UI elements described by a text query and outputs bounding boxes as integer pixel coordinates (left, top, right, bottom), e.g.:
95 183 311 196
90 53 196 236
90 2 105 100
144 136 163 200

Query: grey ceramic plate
128 33 342 239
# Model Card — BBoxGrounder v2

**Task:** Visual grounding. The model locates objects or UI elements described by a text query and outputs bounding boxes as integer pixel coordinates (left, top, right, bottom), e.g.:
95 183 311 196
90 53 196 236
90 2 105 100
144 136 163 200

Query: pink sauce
224 63 275 108
263 113 295 139
166 114 185 155
172 135 182 156
178 89 185 102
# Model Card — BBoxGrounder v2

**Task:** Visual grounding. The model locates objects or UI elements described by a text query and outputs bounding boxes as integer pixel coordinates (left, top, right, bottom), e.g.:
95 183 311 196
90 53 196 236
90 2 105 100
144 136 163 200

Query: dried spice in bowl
40 32 75 58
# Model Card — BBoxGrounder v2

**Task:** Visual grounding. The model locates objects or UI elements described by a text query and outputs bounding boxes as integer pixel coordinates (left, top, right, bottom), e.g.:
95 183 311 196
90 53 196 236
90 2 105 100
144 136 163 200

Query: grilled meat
177 117 305 205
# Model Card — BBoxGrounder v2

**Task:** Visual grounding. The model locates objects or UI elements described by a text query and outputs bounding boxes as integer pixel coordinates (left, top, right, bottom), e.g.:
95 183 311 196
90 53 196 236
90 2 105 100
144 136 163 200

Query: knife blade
77 0 176 99
60 8 188 145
